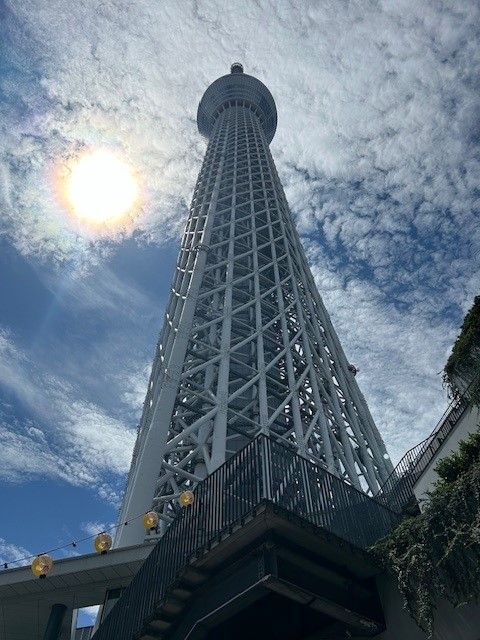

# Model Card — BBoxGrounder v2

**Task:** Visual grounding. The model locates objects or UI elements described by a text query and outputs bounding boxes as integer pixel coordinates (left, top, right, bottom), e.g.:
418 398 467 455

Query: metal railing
74 627 94 640
376 396 468 512
93 435 399 640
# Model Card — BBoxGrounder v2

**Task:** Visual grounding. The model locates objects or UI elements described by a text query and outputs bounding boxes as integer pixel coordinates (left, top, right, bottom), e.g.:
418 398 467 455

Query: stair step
148 619 172 632
179 566 207 586
170 587 192 600
162 596 185 616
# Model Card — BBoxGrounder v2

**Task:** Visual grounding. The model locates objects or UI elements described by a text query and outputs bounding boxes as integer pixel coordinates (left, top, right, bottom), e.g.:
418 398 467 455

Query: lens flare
63 149 139 230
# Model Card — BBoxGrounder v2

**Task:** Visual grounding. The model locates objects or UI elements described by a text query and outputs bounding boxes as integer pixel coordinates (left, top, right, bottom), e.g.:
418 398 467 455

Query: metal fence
74 627 94 640
376 397 468 512
92 435 399 640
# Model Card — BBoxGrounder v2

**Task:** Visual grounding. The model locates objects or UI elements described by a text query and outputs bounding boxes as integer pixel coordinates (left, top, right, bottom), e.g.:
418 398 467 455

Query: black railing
74 628 94 640
376 396 468 512
93 436 399 640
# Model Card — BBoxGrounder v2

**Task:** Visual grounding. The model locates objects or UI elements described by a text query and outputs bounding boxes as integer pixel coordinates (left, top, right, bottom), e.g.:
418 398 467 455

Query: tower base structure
141 504 386 640
93 436 398 640
2 402 480 640
92 433 480 640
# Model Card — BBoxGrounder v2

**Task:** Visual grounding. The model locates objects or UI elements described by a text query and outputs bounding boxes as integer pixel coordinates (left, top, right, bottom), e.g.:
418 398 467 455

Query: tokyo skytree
116 64 392 547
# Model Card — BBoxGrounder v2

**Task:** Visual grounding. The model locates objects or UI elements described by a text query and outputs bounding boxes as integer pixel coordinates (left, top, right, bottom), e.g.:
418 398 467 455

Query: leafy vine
443 295 480 406
373 432 480 636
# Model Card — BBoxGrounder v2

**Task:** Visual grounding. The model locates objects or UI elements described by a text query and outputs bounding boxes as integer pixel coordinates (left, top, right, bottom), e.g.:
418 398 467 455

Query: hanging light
94 532 112 554
31 554 53 579
143 511 159 531
179 490 195 507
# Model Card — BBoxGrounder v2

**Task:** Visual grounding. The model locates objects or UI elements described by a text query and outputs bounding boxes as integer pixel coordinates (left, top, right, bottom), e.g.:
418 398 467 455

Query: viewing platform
93 436 399 640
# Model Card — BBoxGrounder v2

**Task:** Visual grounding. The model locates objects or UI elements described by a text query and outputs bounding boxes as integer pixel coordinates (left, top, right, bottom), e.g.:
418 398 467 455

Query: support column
43 603 67 640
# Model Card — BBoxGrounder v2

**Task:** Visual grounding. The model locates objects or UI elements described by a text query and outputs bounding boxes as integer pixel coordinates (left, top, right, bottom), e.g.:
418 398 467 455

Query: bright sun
65 149 139 228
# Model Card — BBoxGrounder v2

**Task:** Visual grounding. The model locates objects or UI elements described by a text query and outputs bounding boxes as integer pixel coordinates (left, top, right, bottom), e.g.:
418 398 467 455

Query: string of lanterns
2 491 195 579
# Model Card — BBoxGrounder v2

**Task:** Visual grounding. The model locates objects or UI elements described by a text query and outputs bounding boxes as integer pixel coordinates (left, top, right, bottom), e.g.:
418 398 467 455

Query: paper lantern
94 532 112 554
179 490 195 507
31 554 53 578
143 511 159 531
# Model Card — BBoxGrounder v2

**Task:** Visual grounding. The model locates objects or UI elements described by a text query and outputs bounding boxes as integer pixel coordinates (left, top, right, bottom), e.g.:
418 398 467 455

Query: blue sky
1 0 479 627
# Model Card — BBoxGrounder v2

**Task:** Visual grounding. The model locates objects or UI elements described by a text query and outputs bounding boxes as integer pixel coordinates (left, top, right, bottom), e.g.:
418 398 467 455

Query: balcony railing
93 435 400 640
376 396 468 512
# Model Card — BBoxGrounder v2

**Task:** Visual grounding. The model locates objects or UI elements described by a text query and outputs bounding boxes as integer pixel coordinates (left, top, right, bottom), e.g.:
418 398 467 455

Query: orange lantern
31 554 53 579
94 532 112 554
143 511 159 531
179 490 195 507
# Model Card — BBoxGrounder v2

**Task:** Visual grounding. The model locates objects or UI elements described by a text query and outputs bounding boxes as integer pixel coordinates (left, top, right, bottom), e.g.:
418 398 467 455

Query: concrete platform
0 542 154 640
126 503 385 640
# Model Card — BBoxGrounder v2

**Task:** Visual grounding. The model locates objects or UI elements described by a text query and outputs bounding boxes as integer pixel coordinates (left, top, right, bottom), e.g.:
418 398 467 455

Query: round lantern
143 511 159 531
179 490 195 507
31 554 53 579
94 532 112 554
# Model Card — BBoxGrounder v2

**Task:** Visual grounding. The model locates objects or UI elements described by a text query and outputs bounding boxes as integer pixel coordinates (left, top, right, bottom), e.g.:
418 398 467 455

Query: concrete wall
413 405 480 507
355 574 480 640
357 405 480 640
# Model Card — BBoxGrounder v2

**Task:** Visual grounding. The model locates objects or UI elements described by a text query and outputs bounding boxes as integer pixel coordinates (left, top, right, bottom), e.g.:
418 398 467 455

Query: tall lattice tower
116 64 392 547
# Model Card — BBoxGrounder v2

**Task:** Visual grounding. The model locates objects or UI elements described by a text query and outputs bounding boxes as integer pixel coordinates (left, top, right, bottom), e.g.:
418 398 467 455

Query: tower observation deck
116 64 393 547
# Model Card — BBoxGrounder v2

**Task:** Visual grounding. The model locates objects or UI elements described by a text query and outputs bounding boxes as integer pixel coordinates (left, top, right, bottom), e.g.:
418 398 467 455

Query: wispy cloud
2 1 476 266
0 328 136 498
0 0 478 469
79 605 100 624
0 538 31 565
81 521 114 537
306 241 457 460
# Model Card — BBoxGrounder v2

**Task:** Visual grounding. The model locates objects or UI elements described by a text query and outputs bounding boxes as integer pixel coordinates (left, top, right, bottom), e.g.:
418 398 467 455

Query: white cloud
2 1 476 264
306 241 456 461
0 538 31 566
77 605 100 624
0 0 478 468
81 521 114 537
120 361 151 411
26 425 47 443
0 329 136 495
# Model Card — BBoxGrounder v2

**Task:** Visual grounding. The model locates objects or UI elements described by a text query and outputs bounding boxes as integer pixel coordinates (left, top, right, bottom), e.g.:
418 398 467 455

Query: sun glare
64 149 139 229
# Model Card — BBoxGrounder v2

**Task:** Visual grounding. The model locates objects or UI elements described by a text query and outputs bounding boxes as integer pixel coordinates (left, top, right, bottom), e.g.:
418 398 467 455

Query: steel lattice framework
116 65 392 546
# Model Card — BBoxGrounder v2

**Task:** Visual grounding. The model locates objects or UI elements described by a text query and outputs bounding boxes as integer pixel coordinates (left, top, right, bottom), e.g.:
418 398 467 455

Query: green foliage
374 299 480 634
443 296 480 405
434 431 480 485
373 432 480 636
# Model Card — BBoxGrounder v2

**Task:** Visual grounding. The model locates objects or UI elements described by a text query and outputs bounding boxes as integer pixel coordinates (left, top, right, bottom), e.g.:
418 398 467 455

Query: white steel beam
116 66 393 547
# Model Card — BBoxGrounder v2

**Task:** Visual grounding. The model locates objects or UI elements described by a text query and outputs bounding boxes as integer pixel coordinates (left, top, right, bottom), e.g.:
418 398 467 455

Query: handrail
92 435 399 640
376 393 469 512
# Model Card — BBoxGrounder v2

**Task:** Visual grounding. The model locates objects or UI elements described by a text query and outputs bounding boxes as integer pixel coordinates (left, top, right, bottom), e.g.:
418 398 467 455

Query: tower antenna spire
230 62 244 73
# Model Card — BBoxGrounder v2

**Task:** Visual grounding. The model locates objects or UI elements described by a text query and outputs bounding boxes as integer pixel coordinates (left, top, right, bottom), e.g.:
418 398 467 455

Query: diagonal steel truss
116 70 393 546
